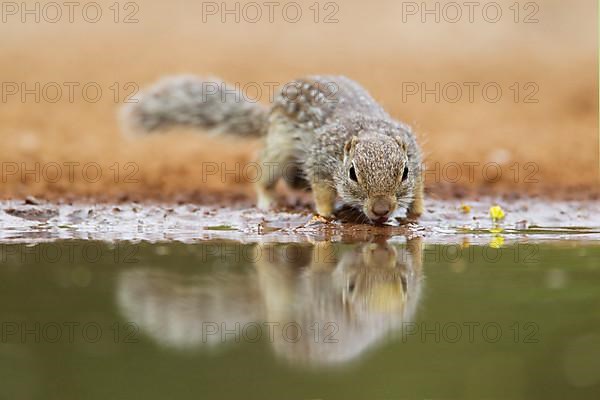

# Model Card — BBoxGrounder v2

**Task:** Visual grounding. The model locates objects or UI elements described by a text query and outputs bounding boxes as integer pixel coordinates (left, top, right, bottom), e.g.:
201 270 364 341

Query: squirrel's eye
348 282 356 292
349 165 358 182
402 166 409 181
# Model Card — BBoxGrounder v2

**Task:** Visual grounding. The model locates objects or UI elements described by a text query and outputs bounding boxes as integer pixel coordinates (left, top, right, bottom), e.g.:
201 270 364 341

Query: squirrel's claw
309 214 333 224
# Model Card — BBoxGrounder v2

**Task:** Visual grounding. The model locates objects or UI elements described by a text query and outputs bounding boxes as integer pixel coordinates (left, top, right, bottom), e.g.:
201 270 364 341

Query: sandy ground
0 0 597 202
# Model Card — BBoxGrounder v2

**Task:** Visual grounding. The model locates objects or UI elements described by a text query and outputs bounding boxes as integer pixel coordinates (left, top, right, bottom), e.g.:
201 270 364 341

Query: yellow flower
489 205 505 222
489 235 505 249
460 204 471 214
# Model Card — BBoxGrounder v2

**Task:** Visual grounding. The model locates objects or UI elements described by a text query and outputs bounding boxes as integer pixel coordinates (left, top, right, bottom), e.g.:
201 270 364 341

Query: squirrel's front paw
312 182 337 219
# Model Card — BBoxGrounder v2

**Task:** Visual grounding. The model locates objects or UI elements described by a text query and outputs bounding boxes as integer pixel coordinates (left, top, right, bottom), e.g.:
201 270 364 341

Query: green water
1 240 599 399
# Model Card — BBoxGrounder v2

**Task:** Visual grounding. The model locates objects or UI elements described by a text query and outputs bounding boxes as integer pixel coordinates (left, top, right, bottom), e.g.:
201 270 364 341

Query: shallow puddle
2 239 600 398
1 201 600 398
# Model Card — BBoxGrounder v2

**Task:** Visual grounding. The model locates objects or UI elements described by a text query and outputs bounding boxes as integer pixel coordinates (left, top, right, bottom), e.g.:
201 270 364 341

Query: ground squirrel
121 75 423 223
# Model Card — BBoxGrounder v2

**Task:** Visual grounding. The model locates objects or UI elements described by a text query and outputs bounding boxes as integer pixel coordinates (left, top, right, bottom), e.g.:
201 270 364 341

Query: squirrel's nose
372 198 392 217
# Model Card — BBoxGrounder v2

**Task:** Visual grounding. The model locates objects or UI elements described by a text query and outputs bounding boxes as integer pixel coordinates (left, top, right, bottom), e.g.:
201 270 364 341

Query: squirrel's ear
344 136 358 155
395 136 407 152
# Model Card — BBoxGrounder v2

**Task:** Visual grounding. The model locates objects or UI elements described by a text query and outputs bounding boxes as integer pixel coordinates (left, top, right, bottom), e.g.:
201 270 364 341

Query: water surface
2 238 599 399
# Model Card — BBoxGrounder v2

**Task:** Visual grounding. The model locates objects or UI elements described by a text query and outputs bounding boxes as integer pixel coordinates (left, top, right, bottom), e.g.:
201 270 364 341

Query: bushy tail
120 75 269 137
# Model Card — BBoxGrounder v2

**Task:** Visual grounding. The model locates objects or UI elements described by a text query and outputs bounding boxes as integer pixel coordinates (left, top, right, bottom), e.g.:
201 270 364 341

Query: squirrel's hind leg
256 147 282 210
255 124 298 210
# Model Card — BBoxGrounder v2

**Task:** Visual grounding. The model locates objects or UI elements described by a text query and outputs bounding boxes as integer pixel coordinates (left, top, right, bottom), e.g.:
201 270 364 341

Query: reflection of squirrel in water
120 76 423 224
255 239 423 365
117 239 423 366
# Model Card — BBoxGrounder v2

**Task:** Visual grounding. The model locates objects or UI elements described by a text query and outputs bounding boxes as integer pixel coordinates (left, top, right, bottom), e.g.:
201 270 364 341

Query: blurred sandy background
0 0 597 202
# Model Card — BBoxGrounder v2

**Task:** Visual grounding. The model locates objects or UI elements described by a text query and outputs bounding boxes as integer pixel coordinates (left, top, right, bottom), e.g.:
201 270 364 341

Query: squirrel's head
336 133 414 223
337 242 408 315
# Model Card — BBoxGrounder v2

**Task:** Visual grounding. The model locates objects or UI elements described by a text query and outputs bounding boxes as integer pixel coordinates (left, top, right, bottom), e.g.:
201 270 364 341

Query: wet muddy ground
2 198 599 244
